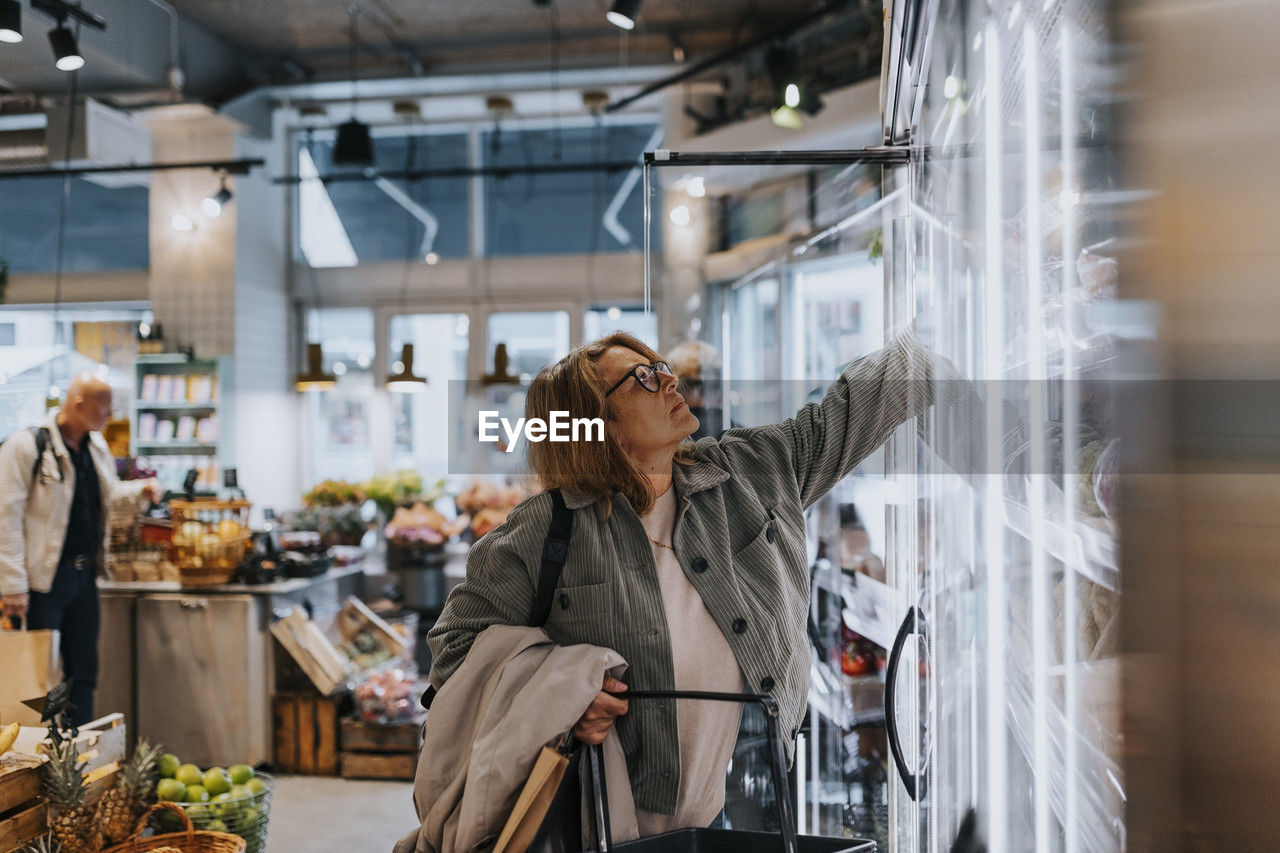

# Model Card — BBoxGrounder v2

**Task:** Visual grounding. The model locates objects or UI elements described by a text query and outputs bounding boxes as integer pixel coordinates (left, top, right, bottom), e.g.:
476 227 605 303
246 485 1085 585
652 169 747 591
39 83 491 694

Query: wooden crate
339 714 424 781
0 758 120 853
273 693 347 775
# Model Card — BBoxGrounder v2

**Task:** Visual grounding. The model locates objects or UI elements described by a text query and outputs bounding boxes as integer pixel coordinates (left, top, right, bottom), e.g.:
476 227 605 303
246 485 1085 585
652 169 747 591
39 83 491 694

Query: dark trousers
26 560 99 727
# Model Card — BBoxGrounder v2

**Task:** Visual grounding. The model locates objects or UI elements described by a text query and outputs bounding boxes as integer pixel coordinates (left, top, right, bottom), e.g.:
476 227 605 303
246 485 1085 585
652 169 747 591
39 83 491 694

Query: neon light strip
1024 22 1052 853
1059 22 1082 853
982 18 1009 853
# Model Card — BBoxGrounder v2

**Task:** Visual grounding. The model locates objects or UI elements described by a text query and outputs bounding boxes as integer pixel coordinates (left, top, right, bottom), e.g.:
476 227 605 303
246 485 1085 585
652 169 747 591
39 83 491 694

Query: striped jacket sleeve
774 331 939 509
425 493 547 689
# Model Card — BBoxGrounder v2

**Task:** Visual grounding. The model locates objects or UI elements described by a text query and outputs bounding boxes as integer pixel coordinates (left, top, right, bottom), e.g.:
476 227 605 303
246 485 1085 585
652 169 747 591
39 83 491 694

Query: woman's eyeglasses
604 361 674 398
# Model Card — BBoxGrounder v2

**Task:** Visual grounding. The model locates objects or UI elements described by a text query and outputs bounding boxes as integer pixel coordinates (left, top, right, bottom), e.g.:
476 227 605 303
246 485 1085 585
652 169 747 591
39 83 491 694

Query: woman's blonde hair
526 331 691 518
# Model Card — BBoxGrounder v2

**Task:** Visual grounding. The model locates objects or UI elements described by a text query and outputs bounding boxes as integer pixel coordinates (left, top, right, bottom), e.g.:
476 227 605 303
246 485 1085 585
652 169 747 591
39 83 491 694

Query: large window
0 305 145 442
583 304 658 347
486 311 570 381
297 133 471 267
295 122 658 268
483 125 653 257
305 308 376 483
388 313 469 476
0 176 149 273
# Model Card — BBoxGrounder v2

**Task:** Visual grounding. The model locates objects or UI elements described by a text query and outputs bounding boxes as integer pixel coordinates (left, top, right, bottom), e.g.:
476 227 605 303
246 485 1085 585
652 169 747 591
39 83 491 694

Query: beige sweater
634 485 745 835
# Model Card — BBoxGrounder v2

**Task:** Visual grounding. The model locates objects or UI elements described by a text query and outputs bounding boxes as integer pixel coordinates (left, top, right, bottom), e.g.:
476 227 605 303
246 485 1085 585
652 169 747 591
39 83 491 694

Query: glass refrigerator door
889 0 1125 850
644 151 909 845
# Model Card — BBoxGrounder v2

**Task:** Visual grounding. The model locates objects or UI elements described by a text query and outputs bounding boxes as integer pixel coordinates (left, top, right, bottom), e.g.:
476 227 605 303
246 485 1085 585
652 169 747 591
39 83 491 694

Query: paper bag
494 745 572 853
0 623 61 725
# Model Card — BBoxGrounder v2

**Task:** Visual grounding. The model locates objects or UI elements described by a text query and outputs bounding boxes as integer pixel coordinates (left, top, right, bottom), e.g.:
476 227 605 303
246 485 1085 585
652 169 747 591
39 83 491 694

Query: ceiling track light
31 0 106 70
386 343 427 392
48 22 82 71
0 0 22 44
606 0 642 31
295 342 338 391
202 172 233 219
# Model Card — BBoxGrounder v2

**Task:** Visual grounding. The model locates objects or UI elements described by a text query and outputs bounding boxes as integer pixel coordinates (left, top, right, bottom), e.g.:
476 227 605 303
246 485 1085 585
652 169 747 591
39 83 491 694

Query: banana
0 721 20 756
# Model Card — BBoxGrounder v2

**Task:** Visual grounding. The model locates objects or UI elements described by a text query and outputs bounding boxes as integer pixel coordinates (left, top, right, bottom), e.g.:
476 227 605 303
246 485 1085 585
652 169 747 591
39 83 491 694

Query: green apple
157 753 182 778
186 803 211 823
241 805 263 826
202 767 232 796
228 763 254 785
156 778 186 802
244 777 267 795
175 763 203 787
228 784 250 800
184 784 210 803
204 818 228 833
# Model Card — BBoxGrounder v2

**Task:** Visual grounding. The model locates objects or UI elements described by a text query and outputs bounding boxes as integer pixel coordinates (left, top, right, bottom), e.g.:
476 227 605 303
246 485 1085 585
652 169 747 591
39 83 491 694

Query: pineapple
41 738 102 853
94 740 161 846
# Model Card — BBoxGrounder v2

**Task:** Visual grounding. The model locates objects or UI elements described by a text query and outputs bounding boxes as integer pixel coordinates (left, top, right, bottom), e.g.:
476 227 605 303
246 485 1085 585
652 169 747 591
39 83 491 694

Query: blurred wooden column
1120 1 1280 850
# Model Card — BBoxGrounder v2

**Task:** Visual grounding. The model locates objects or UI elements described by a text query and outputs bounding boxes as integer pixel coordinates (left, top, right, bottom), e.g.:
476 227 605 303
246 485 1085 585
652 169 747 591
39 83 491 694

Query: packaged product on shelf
156 375 175 403
176 416 196 441
140 374 158 402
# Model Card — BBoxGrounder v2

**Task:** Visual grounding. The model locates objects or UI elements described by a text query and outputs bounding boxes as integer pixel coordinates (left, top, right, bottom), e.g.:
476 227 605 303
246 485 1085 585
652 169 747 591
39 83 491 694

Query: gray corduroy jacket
428 332 936 816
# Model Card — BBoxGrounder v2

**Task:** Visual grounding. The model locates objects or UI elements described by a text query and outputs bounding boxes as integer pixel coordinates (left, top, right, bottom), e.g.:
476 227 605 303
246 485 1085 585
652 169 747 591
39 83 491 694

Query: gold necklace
646 534 674 551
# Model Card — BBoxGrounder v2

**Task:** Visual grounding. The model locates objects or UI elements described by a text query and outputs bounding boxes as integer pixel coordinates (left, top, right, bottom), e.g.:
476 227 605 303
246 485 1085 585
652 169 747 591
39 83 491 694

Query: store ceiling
0 0 881 110
170 0 810 81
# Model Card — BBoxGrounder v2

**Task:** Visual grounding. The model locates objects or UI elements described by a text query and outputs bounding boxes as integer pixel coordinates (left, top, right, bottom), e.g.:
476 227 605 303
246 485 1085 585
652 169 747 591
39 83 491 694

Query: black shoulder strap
421 489 575 712
529 488 574 628
30 427 54 485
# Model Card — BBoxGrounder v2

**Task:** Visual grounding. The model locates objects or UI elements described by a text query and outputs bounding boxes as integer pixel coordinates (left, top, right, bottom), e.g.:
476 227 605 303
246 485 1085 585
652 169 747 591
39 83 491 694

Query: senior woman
427 329 935 835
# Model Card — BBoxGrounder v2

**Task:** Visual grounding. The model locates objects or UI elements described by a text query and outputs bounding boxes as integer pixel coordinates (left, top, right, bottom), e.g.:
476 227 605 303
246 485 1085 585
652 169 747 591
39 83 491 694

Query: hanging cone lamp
386 343 427 392
295 342 338 391
480 342 520 385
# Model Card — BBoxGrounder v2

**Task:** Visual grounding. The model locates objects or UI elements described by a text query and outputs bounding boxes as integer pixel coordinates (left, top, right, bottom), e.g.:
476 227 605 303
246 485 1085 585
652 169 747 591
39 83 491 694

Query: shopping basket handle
589 689 799 853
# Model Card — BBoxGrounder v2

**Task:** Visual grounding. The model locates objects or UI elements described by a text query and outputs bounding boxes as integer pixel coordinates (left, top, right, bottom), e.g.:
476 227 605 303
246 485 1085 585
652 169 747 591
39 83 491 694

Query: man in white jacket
0 374 161 725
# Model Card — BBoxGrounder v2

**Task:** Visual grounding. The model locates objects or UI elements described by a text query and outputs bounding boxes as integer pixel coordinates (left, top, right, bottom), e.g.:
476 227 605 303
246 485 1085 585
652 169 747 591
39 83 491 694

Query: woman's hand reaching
573 674 629 745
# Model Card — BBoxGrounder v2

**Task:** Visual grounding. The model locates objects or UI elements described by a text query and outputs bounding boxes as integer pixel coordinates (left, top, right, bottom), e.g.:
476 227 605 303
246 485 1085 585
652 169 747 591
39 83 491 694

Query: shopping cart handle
588 689 799 853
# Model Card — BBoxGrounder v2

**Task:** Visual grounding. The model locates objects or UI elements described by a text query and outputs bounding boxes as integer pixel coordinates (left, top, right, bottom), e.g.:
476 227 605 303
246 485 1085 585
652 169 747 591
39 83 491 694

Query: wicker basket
170 499 252 587
103 801 246 853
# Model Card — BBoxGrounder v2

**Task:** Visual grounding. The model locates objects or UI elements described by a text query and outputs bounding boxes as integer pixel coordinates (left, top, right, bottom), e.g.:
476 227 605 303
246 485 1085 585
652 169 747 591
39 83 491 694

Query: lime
184 784 210 803
156 778 186 802
228 763 254 785
157 753 182 778
175 763 203 787
203 767 232 796
244 777 267 795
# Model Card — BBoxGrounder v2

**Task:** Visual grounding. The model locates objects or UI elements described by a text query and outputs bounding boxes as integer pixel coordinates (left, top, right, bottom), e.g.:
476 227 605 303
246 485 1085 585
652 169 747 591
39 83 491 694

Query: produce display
94 741 162 846
169 500 252 586
457 480 524 538
384 502 469 547
338 628 398 671
153 752 272 853
354 667 418 723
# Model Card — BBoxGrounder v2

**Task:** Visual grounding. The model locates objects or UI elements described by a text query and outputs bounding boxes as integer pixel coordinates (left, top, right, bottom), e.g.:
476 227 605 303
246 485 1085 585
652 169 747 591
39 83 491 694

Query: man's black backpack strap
529 488 573 628
30 427 58 484
1 426 58 486
420 489 575 711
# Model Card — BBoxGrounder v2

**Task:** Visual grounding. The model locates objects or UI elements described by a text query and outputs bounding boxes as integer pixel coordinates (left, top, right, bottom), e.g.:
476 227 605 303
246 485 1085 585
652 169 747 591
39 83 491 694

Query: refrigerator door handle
885 604 927 802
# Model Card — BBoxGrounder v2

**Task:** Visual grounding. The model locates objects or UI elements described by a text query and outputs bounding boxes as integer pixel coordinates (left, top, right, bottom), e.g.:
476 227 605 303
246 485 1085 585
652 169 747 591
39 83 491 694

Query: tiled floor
264 775 418 852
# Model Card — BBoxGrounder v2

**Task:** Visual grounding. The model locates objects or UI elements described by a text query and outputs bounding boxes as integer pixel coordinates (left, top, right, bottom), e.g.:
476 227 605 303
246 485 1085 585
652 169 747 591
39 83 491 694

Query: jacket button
760 676 776 692
732 618 748 634
766 527 775 544
691 557 709 573
559 593 570 609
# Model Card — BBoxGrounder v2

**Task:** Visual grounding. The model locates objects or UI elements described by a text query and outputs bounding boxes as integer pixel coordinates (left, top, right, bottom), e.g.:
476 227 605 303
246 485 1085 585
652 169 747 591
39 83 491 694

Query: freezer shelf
1002 497 1117 592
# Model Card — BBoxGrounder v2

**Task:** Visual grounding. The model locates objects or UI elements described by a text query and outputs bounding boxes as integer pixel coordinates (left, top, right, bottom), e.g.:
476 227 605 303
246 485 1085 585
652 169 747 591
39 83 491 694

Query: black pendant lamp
0 0 22 44
295 342 338 391
332 4 373 168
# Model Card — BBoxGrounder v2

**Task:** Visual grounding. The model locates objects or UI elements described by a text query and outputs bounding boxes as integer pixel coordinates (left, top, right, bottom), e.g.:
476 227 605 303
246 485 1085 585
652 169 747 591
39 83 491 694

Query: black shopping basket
575 690 876 853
